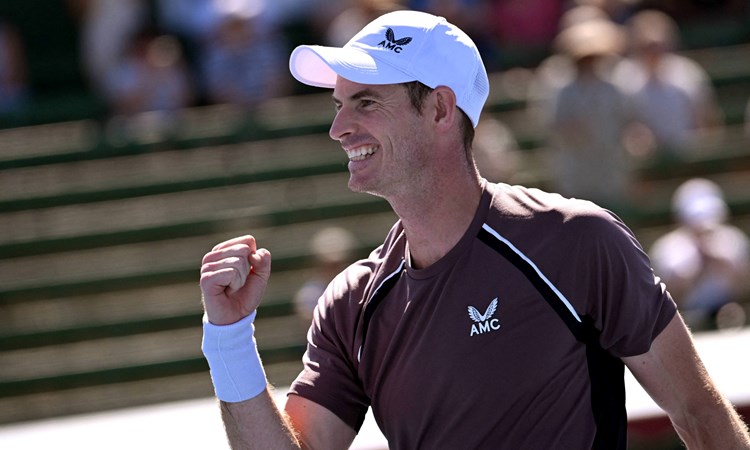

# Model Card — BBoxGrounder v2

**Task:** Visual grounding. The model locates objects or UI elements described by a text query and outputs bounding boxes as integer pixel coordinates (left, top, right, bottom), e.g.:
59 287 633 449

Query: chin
348 180 370 194
348 178 384 198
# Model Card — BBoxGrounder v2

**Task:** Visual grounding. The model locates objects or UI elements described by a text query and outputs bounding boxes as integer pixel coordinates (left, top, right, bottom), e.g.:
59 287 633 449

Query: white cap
672 178 728 229
289 10 489 127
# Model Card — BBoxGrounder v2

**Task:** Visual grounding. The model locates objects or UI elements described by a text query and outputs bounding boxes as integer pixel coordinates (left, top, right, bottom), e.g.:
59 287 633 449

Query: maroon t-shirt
289 181 676 449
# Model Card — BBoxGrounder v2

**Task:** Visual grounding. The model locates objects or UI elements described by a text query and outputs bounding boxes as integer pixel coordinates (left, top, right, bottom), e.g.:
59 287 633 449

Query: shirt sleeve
563 208 678 357
288 263 372 432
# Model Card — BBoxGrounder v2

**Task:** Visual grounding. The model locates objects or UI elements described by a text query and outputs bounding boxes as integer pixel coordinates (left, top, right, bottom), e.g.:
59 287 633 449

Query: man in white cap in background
650 178 749 331
198 10 750 449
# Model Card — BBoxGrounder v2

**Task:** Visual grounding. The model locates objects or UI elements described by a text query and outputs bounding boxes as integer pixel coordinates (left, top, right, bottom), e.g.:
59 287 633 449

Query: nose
329 107 353 142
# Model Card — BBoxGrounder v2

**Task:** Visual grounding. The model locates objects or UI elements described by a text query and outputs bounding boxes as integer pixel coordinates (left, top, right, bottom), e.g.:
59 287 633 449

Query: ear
430 86 458 132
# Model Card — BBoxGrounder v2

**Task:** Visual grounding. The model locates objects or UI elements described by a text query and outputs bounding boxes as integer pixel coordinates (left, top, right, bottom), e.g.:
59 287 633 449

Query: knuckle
201 253 214 266
199 272 215 290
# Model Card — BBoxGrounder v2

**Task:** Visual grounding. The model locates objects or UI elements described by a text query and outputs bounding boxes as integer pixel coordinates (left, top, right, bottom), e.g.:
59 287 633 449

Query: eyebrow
332 88 384 106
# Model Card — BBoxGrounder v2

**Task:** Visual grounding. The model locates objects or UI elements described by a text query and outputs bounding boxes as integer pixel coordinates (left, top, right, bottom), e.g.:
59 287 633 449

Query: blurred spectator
483 0 563 47
103 29 194 117
407 0 501 69
326 0 404 46
745 95 750 137
294 226 358 326
155 0 223 100
199 3 290 108
100 29 195 145
155 0 223 49
527 4 613 116
480 0 565 68
542 17 632 211
572 0 642 23
261 0 334 36
406 0 482 40
612 9 723 156
650 178 749 331
68 0 149 96
0 19 30 114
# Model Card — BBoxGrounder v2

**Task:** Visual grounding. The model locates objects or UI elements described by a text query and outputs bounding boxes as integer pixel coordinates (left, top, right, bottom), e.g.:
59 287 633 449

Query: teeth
346 146 377 161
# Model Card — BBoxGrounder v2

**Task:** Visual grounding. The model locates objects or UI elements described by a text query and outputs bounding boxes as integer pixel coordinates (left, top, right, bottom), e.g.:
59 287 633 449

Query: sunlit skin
329 76 482 269
200 77 750 450
330 77 434 201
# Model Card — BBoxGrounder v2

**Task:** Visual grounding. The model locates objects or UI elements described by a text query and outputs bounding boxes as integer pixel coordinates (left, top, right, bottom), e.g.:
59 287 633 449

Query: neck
390 169 483 269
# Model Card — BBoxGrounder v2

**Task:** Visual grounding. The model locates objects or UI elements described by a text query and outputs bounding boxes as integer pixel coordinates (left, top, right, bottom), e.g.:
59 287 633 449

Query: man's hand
200 235 271 325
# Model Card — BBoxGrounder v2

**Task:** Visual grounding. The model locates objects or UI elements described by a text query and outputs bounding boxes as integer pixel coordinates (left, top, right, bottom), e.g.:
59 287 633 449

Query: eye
359 99 376 109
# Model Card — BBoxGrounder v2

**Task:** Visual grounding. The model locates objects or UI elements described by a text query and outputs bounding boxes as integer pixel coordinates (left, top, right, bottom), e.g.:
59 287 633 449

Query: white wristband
201 311 267 403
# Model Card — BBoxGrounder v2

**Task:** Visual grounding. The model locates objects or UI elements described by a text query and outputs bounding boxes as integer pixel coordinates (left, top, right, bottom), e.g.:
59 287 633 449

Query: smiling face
330 77 434 200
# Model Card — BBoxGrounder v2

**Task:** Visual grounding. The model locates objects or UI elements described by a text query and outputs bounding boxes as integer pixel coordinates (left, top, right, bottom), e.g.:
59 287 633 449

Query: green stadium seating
0 35 748 426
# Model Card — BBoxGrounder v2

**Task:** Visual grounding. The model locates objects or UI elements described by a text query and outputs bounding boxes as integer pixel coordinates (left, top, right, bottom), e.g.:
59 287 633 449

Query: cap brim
289 45 416 88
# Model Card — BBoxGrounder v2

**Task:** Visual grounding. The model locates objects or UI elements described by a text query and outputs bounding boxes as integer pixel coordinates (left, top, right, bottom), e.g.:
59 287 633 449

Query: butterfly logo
385 28 412 46
378 28 412 53
468 298 501 336
468 298 498 323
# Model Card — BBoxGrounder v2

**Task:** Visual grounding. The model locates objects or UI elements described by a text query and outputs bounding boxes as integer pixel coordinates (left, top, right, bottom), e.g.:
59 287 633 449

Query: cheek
380 108 432 164
400 118 432 159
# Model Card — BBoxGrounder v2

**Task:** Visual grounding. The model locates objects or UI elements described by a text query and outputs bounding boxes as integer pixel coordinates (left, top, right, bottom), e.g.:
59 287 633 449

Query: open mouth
345 145 377 162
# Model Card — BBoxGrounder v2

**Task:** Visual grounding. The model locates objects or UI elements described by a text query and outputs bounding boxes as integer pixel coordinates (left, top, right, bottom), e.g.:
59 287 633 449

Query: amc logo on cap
378 28 412 53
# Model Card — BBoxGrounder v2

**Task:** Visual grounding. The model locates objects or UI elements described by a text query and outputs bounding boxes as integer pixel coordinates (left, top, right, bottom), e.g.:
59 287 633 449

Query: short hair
402 81 475 156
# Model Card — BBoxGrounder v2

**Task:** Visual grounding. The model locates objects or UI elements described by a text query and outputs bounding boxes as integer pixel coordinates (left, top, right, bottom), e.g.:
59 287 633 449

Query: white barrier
0 328 747 449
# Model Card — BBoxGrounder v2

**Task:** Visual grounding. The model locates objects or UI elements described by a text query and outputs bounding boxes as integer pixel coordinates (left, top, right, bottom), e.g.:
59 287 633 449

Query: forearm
203 311 300 448
201 236 310 448
221 389 301 450
625 315 750 449
670 393 750 449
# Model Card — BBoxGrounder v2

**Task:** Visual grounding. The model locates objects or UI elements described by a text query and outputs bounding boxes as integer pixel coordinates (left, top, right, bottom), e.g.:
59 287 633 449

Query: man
199 10 750 449
547 17 631 213
650 178 750 330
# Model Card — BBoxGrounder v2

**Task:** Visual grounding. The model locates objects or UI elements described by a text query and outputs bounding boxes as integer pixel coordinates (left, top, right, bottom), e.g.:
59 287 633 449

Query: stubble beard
348 121 428 200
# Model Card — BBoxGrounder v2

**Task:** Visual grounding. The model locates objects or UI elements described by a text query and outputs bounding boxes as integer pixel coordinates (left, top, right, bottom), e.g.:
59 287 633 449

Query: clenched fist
200 235 272 325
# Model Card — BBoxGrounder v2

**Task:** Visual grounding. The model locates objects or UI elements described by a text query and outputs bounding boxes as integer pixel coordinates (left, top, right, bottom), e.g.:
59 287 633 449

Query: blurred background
0 0 748 448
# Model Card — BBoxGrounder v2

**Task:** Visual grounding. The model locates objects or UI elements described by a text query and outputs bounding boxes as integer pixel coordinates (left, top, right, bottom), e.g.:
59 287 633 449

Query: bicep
623 313 716 416
284 394 358 450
